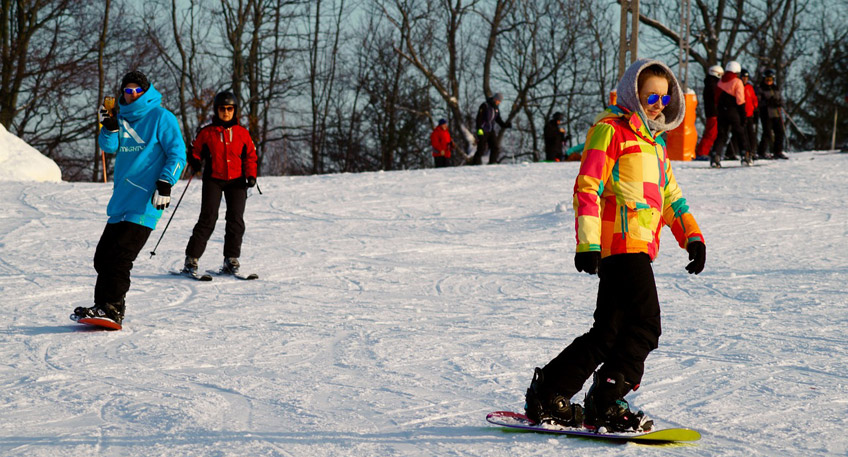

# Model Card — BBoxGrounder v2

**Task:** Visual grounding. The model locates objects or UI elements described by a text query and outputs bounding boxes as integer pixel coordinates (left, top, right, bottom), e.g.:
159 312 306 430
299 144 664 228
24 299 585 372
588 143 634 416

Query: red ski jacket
430 126 452 158
744 83 758 118
192 123 258 181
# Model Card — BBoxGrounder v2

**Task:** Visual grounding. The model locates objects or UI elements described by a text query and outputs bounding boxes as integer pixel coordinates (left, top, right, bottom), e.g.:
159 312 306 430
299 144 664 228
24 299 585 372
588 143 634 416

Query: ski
486 411 700 442
206 269 259 280
170 270 213 281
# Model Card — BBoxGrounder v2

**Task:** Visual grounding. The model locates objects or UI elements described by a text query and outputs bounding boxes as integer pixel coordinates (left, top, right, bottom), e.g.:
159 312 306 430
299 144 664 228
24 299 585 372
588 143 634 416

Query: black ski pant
470 132 500 165
712 106 748 162
433 156 450 168
745 116 757 155
757 116 785 158
93 221 152 306
185 177 247 260
542 253 661 398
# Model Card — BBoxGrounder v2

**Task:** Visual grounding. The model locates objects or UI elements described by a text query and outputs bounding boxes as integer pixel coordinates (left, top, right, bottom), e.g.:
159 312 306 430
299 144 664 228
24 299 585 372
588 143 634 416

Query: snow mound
0 123 62 182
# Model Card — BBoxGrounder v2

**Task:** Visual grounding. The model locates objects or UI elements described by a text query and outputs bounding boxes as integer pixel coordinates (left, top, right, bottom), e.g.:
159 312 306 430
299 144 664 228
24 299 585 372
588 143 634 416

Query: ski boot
742 150 753 167
73 300 125 326
524 368 583 427
583 371 653 433
222 257 240 275
774 151 789 160
182 256 199 275
709 153 721 168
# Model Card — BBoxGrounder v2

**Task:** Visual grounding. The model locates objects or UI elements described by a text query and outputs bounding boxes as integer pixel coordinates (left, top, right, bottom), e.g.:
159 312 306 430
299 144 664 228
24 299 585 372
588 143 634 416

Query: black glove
686 241 706 274
246 176 256 188
151 180 172 210
574 251 601 275
101 115 119 132
188 156 202 174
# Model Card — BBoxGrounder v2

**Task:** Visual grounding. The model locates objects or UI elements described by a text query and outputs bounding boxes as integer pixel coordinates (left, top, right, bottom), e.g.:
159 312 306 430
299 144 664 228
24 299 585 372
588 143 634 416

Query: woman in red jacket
182 91 258 276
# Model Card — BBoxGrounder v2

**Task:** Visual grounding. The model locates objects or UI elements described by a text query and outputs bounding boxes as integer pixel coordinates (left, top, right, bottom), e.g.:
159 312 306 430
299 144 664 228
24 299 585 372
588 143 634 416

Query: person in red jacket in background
740 69 759 160
182 91 258 276
430 118 452 168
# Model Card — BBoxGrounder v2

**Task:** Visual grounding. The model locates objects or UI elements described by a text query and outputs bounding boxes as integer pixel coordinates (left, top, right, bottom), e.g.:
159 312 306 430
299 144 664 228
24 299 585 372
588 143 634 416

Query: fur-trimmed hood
615 59 686 135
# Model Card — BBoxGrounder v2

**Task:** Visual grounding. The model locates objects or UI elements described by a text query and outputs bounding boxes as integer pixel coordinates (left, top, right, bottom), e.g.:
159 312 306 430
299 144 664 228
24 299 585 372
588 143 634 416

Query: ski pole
255 179 263 195
781 108 807 139
149 174 193 259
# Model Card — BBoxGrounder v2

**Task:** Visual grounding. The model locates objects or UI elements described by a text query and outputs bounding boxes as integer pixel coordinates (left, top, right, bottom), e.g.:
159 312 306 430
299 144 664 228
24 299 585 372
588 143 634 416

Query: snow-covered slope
0 123 62 182
1 153 846 456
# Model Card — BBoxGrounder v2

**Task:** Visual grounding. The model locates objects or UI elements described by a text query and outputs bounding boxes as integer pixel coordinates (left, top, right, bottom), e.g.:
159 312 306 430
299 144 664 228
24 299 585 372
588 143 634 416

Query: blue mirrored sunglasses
124 87 144 95
647 93 671 106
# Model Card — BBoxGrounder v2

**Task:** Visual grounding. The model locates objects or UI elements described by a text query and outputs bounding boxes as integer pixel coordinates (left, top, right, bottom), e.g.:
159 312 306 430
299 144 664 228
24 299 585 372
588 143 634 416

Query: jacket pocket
622 201 660 242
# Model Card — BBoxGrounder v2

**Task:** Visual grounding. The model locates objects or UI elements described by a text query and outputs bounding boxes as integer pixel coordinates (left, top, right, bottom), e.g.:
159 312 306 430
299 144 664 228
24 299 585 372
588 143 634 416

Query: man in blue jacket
73 71 186 327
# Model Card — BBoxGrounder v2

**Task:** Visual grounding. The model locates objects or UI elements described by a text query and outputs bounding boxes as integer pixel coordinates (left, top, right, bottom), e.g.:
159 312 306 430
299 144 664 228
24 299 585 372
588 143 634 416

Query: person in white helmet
695 65 723 160
710 61 751 167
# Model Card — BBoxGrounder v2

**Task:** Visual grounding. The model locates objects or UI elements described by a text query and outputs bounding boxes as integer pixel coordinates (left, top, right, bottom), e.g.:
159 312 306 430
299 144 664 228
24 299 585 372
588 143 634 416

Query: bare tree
380 0 482 159
93 0 112 182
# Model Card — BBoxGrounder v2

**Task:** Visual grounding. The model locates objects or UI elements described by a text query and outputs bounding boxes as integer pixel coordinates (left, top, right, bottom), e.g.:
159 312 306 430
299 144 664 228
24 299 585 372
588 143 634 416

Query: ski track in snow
1 152 847 456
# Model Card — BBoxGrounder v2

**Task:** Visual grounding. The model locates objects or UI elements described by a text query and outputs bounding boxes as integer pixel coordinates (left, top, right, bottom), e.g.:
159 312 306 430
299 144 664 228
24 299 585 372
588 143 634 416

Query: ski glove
101 115 119 132
151 180 172 210
686 241 706 275
246 176 256 188
574 251 601 275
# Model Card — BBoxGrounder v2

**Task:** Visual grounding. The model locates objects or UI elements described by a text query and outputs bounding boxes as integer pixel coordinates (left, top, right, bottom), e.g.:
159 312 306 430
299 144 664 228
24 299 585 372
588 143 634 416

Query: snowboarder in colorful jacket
524 59 707 433
73 70 186 327
182 91 258 277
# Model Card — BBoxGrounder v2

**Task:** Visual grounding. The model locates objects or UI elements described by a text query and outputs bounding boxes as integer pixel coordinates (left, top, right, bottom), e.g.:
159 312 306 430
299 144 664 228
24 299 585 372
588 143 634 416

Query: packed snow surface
1 152 846 456
0 123 62 183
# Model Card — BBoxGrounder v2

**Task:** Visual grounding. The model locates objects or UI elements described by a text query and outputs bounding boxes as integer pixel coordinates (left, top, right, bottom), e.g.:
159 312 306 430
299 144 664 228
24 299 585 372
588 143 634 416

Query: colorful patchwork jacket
573 105 704 260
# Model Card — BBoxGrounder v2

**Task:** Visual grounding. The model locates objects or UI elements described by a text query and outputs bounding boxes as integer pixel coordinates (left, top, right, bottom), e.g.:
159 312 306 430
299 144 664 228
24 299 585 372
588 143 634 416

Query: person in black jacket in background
756 69 789 160
543 112 571 162
695 65 723 160
470 93 511 165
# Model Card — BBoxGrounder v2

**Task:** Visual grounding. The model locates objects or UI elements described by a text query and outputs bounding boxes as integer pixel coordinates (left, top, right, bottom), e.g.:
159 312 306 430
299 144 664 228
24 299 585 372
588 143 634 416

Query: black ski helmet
740 68 750 78
213 91 238 110
762 69 776 79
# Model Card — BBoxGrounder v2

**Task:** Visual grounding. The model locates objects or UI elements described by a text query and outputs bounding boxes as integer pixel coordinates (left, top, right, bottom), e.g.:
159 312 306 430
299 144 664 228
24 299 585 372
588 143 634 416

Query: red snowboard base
75 317 122 330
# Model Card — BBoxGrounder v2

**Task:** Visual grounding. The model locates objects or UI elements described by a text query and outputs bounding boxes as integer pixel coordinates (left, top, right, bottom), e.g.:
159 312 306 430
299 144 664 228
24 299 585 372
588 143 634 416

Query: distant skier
710 61 750 167
523 59 706 433
740 69 760 160
695 65 722 160
430 119 453 168
470 92 511 165
543 112 571 162
182 91 258 277
73 70 186 326
756 69 789 160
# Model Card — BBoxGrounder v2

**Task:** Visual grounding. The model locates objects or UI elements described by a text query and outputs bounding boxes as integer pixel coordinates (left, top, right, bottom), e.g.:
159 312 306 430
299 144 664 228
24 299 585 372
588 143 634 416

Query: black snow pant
745 116 757 155
470 131 500 165
712 106 748 162
433 156 450 168
93 221 152 306
757 116 785 158
542 253 661 397
185 177 247 260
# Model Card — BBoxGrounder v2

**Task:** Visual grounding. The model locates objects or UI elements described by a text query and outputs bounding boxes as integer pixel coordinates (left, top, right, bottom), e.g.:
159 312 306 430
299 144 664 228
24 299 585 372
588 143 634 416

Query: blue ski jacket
99 84 186 229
